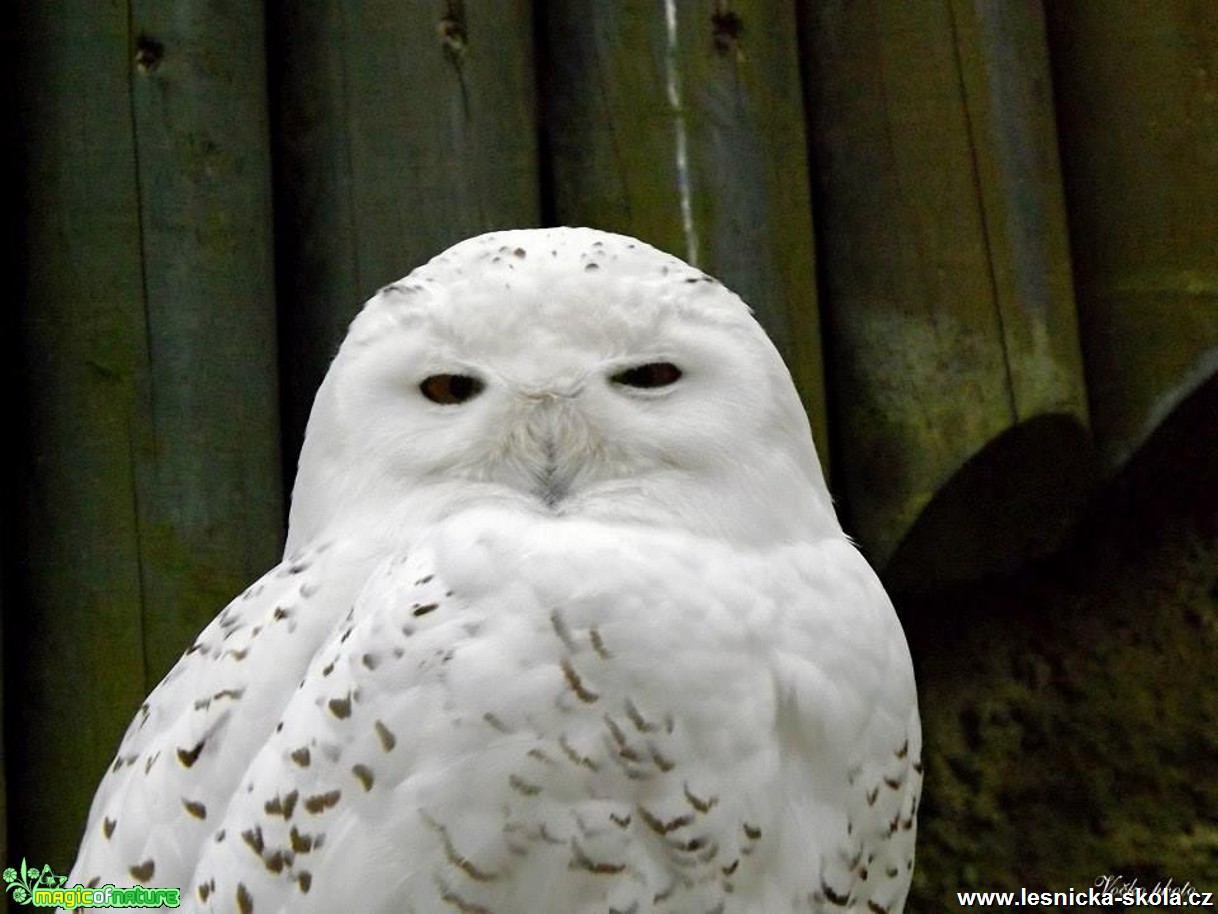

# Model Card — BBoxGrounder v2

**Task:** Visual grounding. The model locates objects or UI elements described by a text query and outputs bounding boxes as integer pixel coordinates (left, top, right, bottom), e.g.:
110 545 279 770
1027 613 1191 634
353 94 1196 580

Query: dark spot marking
264 850 288 873
270 790 299 819
437 880 490 913
509 773 541 796
684 784 718 813
638 806 693 836
610 811 632 828
353 763 375 791
182 799 207 819
412 602 439 617
868 902 890 914
821 877 850 906
624 699 656 732
743 823 762 841
290 826 313 853
241 826 265 855
297 871 312 893
236 882 253 914
328 694 352 719
561 659 600 703
559 734 599 771
227 647 249 661
590 627 611 658
129 860 155 882
273 607 291 621
177 740 205 768
362 652 380 670
303 790 341 814
895 740 909 759
291 746 311 767
434 821 500 883
549 609 576 650
865 785 879 806
375 719 397 751
649 743 675 771
571 838 625 875
604 715 639 761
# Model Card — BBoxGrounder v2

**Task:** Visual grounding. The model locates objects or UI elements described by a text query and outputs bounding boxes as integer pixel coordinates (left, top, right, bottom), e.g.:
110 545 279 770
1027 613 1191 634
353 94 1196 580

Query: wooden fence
5 0 1215 885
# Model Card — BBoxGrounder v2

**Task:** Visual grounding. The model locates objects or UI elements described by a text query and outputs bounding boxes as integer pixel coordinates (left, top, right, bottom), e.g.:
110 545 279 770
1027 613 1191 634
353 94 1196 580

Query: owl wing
773 539 922 914
67 535 378 897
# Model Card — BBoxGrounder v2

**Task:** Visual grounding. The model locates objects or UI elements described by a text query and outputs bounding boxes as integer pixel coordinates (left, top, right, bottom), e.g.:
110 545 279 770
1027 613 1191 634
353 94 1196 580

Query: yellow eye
419 374 485 405
610 362 682 389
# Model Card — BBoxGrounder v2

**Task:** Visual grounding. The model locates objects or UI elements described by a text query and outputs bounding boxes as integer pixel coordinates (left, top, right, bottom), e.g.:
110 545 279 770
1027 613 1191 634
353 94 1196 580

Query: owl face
288 228 836 551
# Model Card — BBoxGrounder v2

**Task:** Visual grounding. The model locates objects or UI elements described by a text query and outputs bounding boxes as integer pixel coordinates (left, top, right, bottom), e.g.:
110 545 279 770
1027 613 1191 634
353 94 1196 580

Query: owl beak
518 389 586 510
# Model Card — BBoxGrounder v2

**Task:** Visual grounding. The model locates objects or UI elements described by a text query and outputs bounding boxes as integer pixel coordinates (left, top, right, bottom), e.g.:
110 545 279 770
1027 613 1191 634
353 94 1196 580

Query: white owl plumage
68 227 921 913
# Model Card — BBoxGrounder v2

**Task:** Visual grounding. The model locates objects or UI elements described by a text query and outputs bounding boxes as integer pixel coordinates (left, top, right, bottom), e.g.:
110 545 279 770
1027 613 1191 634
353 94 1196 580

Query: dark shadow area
885 413 1098 594
900 373 1217 904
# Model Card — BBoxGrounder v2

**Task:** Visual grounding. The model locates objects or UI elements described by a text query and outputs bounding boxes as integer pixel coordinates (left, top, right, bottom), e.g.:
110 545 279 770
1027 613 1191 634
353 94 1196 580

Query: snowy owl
67 227 920 913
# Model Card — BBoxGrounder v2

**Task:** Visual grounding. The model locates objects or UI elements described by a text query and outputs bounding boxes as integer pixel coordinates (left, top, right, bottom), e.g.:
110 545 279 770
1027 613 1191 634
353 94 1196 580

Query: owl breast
188 507 916 914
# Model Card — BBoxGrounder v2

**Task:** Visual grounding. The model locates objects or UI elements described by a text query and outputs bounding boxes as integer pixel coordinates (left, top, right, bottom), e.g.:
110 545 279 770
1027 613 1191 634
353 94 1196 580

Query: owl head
287 227 837 552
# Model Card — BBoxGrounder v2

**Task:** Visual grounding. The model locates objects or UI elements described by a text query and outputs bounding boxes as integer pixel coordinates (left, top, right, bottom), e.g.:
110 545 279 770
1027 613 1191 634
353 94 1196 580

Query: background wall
4 1 1215 908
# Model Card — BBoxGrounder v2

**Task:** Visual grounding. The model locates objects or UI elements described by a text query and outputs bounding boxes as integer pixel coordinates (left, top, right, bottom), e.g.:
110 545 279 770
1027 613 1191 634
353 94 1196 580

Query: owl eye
419 374 485 405
610 362 683 389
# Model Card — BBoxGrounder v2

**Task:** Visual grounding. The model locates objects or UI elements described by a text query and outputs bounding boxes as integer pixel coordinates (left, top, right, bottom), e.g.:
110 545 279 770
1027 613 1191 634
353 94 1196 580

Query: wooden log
1 0 14 874
801 0 1092 586
271 0 541 463
541 0 828 461
12 0 281 869
1044 1 1218 470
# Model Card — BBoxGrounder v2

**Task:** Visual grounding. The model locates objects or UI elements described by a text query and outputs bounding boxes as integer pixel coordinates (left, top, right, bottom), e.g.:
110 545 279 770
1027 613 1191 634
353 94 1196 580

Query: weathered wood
271 0 541 463
1045 1 1218 469
801 0 1091 585
1 0 14 876
12 0 281 869
541 0 828 462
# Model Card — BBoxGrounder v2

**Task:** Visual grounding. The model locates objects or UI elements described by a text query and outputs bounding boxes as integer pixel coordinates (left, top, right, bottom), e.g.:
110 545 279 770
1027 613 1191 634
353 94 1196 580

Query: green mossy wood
542 0 828 464
271 0 541 463
12 2 282 870
802 1 1091 583
1045 1 1218 470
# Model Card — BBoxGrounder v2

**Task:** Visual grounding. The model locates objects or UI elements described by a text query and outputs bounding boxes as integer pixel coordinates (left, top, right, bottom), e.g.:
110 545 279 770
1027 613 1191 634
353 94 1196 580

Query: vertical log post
12 1 281 869
802 0 1092 587
1045 1 1218 470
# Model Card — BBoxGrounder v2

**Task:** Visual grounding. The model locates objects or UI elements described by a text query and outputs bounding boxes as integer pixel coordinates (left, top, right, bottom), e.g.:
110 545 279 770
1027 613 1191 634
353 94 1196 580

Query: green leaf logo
3 858 66 906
